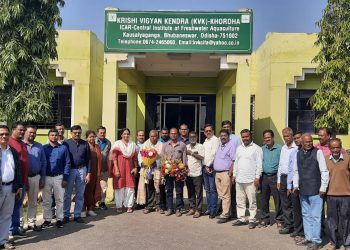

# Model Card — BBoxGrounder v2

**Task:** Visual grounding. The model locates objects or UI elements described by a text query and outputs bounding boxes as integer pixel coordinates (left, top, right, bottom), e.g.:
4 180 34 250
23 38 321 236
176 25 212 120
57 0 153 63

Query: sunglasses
204 130 213 133
0 133 9 136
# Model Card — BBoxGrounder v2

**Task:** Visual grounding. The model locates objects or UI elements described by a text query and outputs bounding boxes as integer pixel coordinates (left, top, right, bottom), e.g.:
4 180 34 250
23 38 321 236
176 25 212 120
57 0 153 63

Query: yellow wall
252 33 319 145
37 30 104 142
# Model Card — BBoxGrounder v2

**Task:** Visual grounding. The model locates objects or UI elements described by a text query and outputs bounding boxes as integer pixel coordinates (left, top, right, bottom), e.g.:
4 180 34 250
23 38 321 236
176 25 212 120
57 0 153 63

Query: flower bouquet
160 159 189 182
140 148 158 182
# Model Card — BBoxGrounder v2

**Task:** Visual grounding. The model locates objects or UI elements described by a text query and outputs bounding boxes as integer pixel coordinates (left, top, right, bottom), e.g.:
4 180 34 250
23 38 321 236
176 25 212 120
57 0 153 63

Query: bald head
169 128 178 141
301 133 313 151
149 130 158 145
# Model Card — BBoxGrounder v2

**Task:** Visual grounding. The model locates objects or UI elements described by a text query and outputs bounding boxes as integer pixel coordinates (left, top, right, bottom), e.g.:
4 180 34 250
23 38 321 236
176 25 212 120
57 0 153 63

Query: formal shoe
193 211 201 218
165 209 173 216
14 229 26 237
74 217 84 223
80 211 87 218
186 209 195 216
41 220 52 228
307 242 322 250
159 209 165 214
248 222 257 229
0 243 15 249
99 202 108 210
143 209 151 214
209 214 216 219
27 225 42 232
232 220 247 226
215 213 222 219
289 232 298 238
87 210 97 216
257 220 270 228
323 242 336 250
62 217 70 224
217 217 229 224
176 210 182 217
204 210 210 216
279 227 293 234
56 220 63 228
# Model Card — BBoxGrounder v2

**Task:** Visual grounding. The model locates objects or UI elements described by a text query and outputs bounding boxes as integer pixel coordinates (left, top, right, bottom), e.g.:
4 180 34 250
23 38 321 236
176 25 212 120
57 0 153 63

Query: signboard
105 10 253 53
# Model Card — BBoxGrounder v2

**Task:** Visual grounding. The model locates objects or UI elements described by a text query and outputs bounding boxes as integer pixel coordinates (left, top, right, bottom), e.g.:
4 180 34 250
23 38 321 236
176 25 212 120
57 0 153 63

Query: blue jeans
300 194 323 244
64 167 87 218
203 169 218 215
10 187 26 234
165 177 184 210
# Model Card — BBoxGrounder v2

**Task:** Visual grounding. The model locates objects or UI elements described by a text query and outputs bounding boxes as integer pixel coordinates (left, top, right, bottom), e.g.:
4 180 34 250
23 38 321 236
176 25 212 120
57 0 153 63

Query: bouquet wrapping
140 148 158 182
160 159 188 182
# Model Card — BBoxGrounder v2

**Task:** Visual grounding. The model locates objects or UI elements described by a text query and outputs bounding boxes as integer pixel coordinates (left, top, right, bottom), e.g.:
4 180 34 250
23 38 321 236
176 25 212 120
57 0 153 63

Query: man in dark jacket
0 125 23 250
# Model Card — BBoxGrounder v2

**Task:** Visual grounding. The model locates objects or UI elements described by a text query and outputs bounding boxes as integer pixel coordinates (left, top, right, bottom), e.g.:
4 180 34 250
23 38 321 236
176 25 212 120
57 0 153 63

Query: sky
59 0 327 49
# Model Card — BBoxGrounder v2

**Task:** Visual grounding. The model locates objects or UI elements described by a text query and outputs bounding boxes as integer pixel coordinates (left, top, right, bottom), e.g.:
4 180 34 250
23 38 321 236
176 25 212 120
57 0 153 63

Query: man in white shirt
277 127 297 234
202 124 219 219
186 132 205 218
232 129 263 229
0 125 23 250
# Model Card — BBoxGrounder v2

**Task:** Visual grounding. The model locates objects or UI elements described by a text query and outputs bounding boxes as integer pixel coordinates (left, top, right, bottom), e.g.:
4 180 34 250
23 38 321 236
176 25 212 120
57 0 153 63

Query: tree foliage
0 0 65 122
311 0 350 133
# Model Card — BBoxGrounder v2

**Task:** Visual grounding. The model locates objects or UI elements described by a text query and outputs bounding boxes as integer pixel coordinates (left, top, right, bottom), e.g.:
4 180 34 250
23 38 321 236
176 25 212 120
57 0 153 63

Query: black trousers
186 176 203 212
159 183 166 210
279 175 293 229
327 196 350 247
145 179 160 210
134 166 141 200
165 177 184 210
260 173 282 222
291 191 303 235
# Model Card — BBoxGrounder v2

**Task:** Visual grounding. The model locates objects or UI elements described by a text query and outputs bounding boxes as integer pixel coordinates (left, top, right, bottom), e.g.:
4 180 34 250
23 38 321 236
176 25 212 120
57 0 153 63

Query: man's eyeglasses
0 133 9 137
204 130 212 133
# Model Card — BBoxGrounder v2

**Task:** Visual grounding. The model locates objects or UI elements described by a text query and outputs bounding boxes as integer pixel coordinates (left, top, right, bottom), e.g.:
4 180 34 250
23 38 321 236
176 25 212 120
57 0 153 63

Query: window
232 95 255 135
118 94 127 134
289 89 348 134
33 86 72 129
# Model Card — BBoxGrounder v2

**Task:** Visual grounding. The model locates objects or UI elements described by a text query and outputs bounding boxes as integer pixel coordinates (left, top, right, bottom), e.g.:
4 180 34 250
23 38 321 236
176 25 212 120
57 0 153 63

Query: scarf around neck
112 140 137 158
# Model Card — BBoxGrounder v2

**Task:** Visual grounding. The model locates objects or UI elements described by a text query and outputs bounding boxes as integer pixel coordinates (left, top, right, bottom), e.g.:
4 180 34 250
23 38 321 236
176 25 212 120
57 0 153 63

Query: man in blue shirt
95 126 111 210
178 124 190 145
220 120 240 219
24 125 46 232
63 125 91 223
42 129 70 229
159 128 169 144
259 129 282 228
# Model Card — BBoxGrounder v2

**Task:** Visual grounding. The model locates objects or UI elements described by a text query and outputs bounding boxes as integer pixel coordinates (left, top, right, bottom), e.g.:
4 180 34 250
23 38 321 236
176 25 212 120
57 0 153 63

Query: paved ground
14 207 303 250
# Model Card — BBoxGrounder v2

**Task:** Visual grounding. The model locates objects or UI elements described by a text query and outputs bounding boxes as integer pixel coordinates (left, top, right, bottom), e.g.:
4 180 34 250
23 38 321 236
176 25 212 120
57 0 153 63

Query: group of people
0 122 111 249
0 121 349 250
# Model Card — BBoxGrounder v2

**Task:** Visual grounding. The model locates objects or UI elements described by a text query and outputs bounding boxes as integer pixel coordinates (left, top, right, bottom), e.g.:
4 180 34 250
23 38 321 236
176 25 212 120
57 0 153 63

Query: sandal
116 208 123 213
127 208 133 213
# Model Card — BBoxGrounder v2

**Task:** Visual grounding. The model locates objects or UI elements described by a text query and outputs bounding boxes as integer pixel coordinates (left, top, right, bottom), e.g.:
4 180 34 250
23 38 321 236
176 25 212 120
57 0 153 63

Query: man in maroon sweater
8 122 28 237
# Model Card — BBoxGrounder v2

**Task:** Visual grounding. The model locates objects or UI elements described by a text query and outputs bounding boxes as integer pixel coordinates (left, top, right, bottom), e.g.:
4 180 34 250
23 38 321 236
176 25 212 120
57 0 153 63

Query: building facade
39 30 349 148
